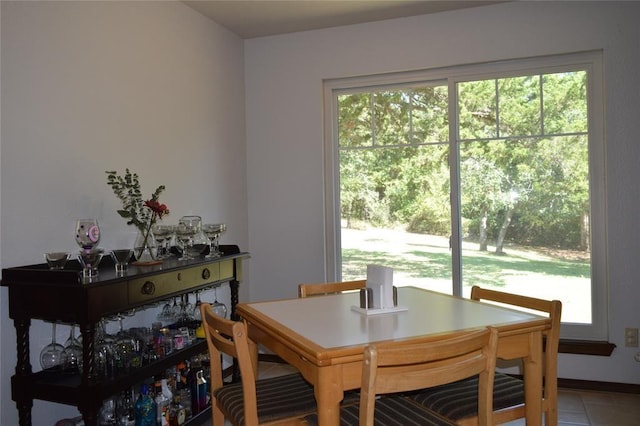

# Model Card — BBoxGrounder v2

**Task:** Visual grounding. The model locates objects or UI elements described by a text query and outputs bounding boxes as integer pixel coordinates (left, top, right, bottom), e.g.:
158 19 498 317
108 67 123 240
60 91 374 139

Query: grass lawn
341 226 591 323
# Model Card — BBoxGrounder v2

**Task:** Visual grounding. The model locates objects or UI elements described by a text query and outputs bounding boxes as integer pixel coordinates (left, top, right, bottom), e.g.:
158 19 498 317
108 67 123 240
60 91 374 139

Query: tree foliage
338 70 589 251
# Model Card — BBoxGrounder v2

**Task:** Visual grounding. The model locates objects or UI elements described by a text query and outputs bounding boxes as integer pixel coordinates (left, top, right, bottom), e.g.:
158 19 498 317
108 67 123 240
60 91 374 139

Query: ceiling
183 1 506 39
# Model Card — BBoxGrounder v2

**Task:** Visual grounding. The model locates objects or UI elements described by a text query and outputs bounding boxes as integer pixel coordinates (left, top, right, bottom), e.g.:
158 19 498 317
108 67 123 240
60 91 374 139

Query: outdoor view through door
326 52 606 340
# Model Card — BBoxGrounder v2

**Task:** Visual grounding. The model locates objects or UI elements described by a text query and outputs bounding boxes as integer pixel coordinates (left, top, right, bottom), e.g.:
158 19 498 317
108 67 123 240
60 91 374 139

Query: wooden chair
407 286 562 426
298 279 366 298
200 302 318 426
304 327 499 426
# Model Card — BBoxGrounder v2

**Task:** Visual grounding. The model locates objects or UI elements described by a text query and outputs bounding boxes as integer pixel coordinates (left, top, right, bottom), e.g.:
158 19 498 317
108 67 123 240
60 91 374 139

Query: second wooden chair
297 279 366 298
304 327 499 426
200 302 319 426
406 286 562 426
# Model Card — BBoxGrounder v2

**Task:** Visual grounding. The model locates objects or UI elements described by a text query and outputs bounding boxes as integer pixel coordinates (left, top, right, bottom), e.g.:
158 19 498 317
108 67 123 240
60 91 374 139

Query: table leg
315 365 343 425
14 318 33 426
523 330 544 426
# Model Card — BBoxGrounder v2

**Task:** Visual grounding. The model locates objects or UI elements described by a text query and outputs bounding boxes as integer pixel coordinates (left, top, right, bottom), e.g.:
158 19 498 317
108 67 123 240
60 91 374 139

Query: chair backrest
200 302 260 425
360 327 499 426
298 279 366 298
470 286 562 420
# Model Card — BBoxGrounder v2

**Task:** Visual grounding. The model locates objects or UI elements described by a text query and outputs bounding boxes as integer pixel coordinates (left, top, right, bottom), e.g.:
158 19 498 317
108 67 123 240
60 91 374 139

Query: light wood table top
238 286 549 425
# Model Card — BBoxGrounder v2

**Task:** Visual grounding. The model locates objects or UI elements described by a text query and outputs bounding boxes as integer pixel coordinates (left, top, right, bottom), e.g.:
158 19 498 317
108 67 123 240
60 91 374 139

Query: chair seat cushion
304 396 456 426
406 372 525 420
215 373 318 424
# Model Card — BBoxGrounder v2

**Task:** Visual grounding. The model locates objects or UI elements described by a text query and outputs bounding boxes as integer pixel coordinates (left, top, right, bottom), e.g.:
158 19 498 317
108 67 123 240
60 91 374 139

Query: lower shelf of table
12 339 208 406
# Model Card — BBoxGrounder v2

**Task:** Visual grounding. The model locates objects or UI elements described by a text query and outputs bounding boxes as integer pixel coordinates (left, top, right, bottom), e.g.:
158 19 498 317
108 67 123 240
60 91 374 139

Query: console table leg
17 401 33 426
14 318 33 426
79 323 97 384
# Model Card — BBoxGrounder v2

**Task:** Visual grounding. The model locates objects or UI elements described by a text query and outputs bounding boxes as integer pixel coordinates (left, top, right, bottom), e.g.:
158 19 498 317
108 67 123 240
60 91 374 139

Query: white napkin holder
350 264 408 315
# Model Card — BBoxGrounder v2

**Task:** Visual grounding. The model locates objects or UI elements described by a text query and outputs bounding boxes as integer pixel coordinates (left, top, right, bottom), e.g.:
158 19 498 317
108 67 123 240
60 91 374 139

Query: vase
134 229 158 263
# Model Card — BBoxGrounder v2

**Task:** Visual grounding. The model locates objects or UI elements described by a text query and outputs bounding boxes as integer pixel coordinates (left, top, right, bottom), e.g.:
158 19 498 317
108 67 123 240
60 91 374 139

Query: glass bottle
134 384 156 426
168 395 187 426
154 379 171 426
116 387 135 426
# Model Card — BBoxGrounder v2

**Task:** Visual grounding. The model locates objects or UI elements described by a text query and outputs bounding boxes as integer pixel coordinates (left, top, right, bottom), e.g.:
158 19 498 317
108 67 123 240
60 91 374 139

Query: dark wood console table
1 245 249 426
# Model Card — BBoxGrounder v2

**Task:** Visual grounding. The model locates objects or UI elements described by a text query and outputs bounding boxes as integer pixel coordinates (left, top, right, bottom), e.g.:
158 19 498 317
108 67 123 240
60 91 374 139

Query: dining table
236 286 551 426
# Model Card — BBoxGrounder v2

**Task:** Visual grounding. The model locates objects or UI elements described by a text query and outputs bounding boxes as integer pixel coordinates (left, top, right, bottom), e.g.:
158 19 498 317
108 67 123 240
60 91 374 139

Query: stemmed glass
62 325 83 372
175 223 196 260
169 297 182 321
40 322 67 370
158 298 174 322
192 291 203 321
95 320 116 379
180 294 194 323
152 224 171 258
203 223 226 258
114 313 137 374
211 287 228 319
75 219 101 250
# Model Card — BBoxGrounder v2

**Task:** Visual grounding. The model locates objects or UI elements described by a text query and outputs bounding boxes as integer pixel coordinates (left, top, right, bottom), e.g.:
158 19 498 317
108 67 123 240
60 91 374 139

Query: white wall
245 1 640 385
1 1 247 424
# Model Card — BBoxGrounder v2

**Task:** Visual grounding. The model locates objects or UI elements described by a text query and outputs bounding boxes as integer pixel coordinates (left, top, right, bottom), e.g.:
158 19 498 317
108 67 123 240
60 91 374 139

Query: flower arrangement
106 169 169 260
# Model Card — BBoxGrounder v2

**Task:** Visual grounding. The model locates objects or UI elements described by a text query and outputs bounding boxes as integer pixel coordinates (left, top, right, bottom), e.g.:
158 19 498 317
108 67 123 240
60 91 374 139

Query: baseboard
558 377 640 394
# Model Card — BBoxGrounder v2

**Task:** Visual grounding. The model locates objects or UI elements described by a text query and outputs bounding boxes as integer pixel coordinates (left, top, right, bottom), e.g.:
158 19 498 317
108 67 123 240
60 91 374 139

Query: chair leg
213 400 225 426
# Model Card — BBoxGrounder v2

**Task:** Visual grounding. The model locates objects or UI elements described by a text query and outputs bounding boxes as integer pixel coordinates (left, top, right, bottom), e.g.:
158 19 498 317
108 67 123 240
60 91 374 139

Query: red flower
144 200 170 219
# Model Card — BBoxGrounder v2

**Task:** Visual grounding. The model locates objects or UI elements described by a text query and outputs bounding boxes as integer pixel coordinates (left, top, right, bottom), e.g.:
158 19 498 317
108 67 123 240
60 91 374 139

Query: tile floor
210 362 640 426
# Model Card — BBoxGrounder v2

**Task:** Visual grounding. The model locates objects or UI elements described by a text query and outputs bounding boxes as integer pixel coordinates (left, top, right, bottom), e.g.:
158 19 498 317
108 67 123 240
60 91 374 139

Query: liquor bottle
134 384 156 426
116 387 135 426
168 395 187 426
154 379 171 426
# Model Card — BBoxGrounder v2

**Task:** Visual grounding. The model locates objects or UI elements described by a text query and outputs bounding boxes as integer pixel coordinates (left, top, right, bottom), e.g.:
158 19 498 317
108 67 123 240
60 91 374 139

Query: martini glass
175 224 196 260
152 224 171 258
203 224 224 258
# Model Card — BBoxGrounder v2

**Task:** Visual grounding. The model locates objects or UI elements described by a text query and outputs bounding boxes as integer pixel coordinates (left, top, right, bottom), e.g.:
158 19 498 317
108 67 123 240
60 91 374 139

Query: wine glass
40 322 67 370
158 298 174 322
75 219 101 250
211 287 228 319
63 325 83 372
180 294 194 323
192 291 203 321
169 297 182 322
95 320 116 379
114 314 137 374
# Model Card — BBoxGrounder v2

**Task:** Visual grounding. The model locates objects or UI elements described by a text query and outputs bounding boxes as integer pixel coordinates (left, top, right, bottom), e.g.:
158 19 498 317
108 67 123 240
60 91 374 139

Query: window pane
498 75 541 137
543 71 588 134
459 135 591 324
374 91 411 145
338 93 373 148
458 80 497 140
340 143 452 293
411 87 449 143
